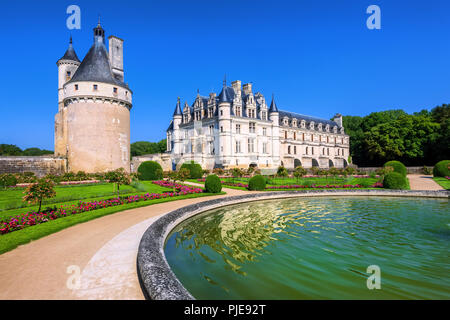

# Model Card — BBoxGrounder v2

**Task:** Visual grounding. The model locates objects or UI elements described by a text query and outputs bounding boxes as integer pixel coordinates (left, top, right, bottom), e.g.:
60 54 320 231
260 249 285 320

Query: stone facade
0 156 66 177
165 79 350 170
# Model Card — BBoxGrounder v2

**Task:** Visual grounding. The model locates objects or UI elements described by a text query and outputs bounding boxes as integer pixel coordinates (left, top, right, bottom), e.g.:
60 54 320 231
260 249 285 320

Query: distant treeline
343 104 449 166
130 139 166 157
0 144 53 156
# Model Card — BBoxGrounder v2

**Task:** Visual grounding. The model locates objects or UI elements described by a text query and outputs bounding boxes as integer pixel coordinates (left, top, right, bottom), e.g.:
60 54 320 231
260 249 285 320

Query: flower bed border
0 181 203 235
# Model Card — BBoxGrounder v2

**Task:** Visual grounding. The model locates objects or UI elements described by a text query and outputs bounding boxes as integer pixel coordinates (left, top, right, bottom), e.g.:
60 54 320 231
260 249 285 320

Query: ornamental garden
0 159 448 254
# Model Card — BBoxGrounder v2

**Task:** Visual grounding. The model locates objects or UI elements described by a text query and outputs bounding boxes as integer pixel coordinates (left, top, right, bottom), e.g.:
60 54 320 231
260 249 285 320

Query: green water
164 197 450 299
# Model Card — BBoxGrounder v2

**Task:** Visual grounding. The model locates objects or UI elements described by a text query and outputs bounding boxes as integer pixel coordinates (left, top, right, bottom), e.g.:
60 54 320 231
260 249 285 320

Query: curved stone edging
137 189 449 300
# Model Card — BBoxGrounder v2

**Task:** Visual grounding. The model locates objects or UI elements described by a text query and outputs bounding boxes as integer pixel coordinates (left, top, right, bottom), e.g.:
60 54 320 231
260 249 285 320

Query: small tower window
74 84 78 91
113 87 118 94
66 71 71 80
93 84 98 91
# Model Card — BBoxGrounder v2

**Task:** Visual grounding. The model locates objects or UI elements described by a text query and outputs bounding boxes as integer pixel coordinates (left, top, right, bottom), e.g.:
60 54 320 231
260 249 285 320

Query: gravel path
0 186 250 300
407 174 444 191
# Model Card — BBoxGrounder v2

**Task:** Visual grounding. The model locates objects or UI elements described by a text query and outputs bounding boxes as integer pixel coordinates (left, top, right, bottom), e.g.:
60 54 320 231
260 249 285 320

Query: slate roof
278 110 339 127
58 37 80 63
67 24 128 88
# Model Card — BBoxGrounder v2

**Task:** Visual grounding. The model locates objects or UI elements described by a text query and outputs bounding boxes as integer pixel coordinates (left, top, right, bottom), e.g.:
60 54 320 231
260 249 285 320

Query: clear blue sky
0 0 449 150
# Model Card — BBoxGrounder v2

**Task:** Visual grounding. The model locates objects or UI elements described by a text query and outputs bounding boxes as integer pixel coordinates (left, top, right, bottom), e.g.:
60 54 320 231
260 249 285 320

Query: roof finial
69 35 72 45
98 14 101 26
223 74 227 87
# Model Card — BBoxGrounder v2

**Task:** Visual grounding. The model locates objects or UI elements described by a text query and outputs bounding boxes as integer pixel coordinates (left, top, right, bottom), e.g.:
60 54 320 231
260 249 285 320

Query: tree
293 166 307 183
130 139 167 157
105 168 131 197
23 178 56 213
0 144 22 156
277 166 288 180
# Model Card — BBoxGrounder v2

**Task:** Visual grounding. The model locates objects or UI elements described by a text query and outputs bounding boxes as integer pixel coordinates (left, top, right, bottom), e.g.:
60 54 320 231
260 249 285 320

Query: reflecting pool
165 197 450 299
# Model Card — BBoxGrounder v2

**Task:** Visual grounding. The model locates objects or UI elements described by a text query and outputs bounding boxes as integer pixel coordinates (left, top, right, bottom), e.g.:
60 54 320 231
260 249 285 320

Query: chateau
166 79 350 170
55 22 132 173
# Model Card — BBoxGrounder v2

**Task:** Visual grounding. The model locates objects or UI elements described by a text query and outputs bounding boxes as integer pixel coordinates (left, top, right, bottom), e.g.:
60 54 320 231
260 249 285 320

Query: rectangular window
66 71 71 80
220 126 224 133
248 138 254 153
294 132 297 140
249 122 256 133
263 127 267 136
263 142 267 154
74 84 78 91
284 131 288 139
113 87 118 94
93 84 98 91
236 124 241 134
209 125 214 135
294 146 297 154
235 141 241 153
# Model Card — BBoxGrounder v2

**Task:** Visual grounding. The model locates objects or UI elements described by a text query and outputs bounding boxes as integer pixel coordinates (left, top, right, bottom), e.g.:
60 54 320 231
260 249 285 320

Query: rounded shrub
383 160 407 177
0 173 18 188
248 174 266 191
137 161 163 181
383 172 408 190
205 174 222 193
180 161 203 179
433 160 450 177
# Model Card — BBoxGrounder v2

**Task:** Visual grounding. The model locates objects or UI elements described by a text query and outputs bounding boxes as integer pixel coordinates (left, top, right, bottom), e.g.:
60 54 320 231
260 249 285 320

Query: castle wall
131 153 172 172
66 99 130 173
0 156 67 177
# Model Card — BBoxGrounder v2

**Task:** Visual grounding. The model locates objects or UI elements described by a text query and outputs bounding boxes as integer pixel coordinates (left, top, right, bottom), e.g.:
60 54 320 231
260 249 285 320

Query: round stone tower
56 22 132 173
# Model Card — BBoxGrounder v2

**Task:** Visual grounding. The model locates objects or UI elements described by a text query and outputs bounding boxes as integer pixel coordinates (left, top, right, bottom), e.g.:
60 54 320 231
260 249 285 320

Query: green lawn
433 177 450 190
0 191 224 255
0 181 168 221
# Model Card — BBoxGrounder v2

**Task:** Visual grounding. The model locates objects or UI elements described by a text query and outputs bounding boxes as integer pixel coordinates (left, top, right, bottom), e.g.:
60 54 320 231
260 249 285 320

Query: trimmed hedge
137 161 163 181
248 175 266 191
205 174 222 193
383 172 408 190
433 160 450 177
180 161 203 179
383 160 407 177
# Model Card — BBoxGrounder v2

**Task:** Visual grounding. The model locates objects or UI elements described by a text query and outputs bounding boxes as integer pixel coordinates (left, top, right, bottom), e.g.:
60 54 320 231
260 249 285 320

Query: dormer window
292 119 297 127
283 117 289 126
261 111 267 120
325 124 330 132
301 120 306 128
333 126 338 133
310 122 315 130
93 84 98 91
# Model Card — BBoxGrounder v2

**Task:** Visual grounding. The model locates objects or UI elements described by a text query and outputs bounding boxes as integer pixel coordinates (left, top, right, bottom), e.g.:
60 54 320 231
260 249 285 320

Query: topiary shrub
383 172 408 190
180 161 203 179
248 174 266 191
205 174 222 193
137 161 163 181
433 160 450 177
383 160 407 177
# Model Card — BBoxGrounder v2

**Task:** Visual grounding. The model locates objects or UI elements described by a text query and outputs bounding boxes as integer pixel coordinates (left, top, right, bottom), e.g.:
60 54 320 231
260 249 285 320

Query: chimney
242 83 252 95
231 80 241 95
108 36 124 82
333 113 343 127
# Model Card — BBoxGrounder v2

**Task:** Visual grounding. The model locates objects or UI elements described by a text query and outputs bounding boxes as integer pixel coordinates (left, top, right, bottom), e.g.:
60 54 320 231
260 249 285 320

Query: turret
269 94 280 165
171 97 182 155
56 36 80 107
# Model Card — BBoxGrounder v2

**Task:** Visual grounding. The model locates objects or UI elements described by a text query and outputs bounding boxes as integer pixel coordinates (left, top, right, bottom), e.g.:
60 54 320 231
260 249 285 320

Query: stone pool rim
136 189 449 300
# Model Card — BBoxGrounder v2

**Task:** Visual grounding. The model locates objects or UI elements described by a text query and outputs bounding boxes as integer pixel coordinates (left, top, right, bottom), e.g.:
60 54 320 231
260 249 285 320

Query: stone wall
131 153 172 172
0 156 67 177
357 166 433 174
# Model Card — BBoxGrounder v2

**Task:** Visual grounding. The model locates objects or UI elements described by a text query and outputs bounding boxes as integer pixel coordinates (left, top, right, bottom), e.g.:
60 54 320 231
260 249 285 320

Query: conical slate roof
58 37 80 63
173 97 182 116
269 94 278 113
68 23 127 88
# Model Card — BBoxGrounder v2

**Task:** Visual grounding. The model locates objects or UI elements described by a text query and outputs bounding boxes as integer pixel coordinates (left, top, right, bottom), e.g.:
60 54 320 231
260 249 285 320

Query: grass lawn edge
0 191 224 255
